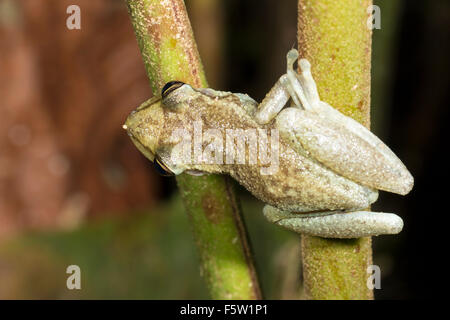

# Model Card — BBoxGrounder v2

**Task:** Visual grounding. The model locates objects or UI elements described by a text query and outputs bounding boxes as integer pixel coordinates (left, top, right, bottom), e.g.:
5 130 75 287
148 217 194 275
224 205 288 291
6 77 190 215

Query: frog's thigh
275 107 308 152
263 205 403 239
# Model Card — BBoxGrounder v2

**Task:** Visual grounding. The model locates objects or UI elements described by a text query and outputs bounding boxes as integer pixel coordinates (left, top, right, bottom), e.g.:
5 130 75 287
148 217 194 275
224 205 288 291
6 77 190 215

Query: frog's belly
230 146 376 212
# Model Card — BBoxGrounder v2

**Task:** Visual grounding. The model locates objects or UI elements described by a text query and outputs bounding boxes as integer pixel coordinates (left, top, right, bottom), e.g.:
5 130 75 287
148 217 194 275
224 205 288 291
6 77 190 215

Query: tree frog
123 49 413 238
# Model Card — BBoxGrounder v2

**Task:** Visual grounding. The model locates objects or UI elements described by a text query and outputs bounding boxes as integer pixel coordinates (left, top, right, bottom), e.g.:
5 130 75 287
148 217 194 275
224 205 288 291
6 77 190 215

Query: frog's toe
263 206 403 239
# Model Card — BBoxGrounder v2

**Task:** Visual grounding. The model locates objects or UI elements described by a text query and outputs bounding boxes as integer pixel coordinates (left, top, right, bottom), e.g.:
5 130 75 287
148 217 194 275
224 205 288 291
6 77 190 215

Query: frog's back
187 90 375 212
229 143 376 212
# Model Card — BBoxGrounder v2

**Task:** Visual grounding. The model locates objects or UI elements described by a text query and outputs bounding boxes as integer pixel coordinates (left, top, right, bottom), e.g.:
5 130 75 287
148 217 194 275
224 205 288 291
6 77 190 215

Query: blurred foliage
371 0 402 139
0 193 298 299
0 0 159 238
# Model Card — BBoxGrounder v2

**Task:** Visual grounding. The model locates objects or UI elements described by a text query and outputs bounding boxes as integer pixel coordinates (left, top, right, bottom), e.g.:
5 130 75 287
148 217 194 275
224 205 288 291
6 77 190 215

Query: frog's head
123 95 164 163
123 81 198 176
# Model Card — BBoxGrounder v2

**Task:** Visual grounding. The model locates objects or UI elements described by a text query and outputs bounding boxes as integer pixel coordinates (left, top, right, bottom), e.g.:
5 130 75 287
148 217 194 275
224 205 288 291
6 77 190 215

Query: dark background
0 0 448 299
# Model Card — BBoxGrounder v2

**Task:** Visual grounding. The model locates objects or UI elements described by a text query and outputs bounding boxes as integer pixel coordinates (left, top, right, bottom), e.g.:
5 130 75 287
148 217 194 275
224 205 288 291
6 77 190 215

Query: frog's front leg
254 49 317 124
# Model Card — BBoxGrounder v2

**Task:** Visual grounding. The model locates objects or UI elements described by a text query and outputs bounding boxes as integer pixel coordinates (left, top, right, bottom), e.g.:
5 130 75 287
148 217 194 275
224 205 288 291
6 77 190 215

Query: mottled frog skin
123 49 413 238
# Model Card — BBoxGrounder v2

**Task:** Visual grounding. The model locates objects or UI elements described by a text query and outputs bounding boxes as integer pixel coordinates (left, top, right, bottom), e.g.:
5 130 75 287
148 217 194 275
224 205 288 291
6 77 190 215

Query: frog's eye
161 81 185 99
153 156 175 176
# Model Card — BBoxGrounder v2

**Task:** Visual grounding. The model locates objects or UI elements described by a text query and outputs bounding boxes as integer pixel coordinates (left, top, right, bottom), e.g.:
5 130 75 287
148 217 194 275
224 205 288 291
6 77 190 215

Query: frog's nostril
122 122 136 139
122 123 132 135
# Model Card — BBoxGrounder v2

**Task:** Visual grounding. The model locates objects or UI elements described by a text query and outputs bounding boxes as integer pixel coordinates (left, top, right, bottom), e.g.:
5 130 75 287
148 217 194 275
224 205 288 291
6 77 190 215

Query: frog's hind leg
278 50 414 195
263 205 403 239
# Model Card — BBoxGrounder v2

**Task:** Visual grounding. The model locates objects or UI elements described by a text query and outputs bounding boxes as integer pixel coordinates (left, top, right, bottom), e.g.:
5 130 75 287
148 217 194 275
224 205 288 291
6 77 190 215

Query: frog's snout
122 117 135 138
122 123 134 137
122 98 165 163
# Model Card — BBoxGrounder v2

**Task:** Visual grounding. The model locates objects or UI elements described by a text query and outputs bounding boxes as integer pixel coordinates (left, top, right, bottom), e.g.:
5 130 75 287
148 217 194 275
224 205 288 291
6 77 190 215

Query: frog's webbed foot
263 205 403 239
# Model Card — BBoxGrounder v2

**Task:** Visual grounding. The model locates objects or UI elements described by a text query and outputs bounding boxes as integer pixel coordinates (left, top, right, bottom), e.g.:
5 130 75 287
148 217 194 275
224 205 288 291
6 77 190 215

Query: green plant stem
298 0 374 299
124 0 262 299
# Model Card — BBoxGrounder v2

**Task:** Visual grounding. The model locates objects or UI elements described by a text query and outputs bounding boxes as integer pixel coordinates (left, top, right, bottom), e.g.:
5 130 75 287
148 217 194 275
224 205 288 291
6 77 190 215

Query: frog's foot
254 48 317 124
263 205 403 238
254 49 326 124
282 48 321 111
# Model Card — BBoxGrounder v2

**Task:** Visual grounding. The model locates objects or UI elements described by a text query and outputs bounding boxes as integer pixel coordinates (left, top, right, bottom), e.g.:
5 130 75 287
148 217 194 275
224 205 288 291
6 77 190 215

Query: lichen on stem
124 0 262 299
298 0 374 299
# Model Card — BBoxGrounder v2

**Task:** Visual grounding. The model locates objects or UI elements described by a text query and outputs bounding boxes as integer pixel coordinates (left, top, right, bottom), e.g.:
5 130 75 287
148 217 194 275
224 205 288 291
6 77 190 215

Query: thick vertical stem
298 0 374 299
125 0 262 299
